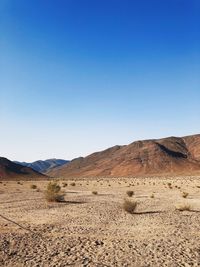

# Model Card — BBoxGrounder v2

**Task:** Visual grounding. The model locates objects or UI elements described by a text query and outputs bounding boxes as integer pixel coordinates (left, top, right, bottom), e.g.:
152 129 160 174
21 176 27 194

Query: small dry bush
126 190 134 197
30 184 37 189
176 203 191 211
70 182 76 186
45 182 64 202
92 191 98 195
150 194 154 198
167 182 173 189
123 199 137 214
62 183 68 187
182 192 189 198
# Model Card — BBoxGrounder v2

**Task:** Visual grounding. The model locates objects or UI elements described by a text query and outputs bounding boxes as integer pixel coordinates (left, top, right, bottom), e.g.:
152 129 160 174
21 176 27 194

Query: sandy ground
0 177 200 267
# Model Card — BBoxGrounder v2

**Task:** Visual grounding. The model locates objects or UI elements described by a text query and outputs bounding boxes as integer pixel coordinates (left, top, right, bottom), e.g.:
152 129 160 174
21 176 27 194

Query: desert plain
0 176 200 267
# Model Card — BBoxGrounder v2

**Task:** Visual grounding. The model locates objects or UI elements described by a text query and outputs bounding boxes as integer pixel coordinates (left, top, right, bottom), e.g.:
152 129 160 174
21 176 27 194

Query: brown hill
0 157 46 180
48 134 200 178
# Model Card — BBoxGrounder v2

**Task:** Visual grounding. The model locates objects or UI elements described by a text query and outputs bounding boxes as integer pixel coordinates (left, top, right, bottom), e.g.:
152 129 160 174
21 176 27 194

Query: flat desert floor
0 177 200 267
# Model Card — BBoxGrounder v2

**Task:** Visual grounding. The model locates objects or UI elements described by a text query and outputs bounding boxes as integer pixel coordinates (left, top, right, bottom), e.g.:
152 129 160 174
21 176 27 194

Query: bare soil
0 177 200 267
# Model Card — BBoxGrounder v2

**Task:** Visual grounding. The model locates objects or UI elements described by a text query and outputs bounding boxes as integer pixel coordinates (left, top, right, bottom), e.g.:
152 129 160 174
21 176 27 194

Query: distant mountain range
48 134 200 178
0 157 46 180
1 134 200 180
14 159 69 174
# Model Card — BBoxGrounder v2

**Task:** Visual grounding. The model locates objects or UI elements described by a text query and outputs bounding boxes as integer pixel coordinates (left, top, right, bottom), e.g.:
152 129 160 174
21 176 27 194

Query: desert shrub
45 182 64 202
30 184 37 189
123 199 137 214
167 182 172 189
62 183 68 187
70 182 76 186
176 203 191 211
150 194 154 198
92 191 98 195
126 190 134 197
182 192 189 198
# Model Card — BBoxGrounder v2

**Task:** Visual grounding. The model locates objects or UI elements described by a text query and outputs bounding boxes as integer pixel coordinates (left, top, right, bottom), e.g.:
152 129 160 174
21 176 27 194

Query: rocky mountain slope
14 159 69 174
48 134 200 178
0 157 46 180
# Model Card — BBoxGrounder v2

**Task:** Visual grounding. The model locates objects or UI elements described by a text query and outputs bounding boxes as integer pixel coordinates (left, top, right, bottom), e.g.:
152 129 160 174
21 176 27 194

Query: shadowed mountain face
14 159 69 174
0 158 46 180
48 134 200 178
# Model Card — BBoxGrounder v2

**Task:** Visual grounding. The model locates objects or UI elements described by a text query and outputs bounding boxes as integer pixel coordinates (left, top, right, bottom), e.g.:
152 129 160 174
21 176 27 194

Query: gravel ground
0 177 200 267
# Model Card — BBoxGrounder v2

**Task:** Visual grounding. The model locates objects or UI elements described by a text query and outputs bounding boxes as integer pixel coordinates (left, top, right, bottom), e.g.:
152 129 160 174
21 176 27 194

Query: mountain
14 159 69 174
48 134 200 178
0 157 46 180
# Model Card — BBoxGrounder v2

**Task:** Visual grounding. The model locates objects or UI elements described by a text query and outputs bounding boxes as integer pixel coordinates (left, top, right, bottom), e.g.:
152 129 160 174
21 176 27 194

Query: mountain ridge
14 158 69 174
48 134 200 178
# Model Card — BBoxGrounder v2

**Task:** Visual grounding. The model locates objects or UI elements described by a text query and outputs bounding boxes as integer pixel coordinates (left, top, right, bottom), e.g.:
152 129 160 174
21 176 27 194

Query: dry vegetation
126 190 134 197
123 198 137 214
30 184 37 189
182 192 189 198
45 181 64 202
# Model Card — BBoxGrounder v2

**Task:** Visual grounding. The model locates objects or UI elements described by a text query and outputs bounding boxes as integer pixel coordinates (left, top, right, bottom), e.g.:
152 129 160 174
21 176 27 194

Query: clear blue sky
0 0 200 161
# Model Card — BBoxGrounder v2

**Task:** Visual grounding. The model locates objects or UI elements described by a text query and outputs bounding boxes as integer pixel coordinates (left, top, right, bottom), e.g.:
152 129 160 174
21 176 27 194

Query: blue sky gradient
0 0 200 161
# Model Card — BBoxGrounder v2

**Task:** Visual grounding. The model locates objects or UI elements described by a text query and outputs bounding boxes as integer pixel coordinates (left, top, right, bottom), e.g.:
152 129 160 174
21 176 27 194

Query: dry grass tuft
30 184 37 189
123 199 137 214
70 182 76 186
45 182 64 202
182 192 189 198
167 182 172 189
92 191 98 195
126 190 134 197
